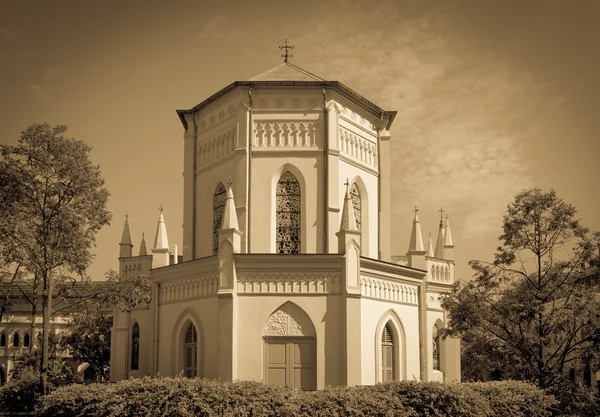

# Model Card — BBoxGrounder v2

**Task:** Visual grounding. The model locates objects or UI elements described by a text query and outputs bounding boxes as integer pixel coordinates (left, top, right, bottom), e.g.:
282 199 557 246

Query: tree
442 188 600 389
60 308 112 381
0 123 111 394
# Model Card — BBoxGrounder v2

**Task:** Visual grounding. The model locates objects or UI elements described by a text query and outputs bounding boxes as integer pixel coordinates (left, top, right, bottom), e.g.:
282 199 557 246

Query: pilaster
378 129 392 261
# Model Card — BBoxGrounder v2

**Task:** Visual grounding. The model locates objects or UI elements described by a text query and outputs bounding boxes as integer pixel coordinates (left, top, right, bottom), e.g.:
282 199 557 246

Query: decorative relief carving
258 99 268 108
159 275 218 304
361 277 418 305
238 272 341 294
308 98 318 108
430 263 451 282
338 127 377 168
197 126 236 168
275 98 285 108
264 304 315 336
292 98 301 108
253 121 320 148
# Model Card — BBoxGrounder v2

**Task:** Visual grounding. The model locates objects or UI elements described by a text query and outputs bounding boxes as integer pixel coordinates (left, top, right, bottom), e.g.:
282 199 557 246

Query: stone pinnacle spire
427 232 434 257
119 214 133 258
408 206 425 253
153 206 169 251
339 179 358 231
139 232 148 256
434 216 445 259
221 179 239 231
443 215 454 248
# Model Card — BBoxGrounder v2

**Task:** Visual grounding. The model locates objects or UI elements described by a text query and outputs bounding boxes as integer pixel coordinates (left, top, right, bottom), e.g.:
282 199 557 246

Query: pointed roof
221 183 239 230
339 184 358 231
408 207 425 253
426 233 434 257
139 232 148 256
249 63 325 82
120 215 132 246
434 220 445 259
153 209 169 251
443 216 454 248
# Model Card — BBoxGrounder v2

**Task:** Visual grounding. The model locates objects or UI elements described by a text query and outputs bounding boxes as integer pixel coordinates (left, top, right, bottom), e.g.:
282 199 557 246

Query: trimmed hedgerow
35 377 558 417
0 367 54 413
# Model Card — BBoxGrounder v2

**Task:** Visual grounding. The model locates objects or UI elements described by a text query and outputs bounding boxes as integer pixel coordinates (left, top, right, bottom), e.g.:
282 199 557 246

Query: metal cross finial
413 205 419 215
279 38 294 63
438 207 445 222
142 232 145 238
344 178 350 192
159 205 163 213
125 212 129 220
227 176 233 188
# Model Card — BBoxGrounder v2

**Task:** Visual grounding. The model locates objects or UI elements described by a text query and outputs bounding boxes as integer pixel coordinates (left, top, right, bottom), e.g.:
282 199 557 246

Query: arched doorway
263 302 316 390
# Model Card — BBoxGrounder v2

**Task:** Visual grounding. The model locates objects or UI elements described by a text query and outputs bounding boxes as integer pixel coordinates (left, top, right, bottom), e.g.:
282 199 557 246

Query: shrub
544 377 599 417
468 380 557 417
0 367 50 413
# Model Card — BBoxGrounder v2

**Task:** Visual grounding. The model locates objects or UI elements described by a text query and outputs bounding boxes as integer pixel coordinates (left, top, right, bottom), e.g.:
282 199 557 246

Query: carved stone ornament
292 98 301 108
264 304 315 336
275 98 285 108
258 98 268 108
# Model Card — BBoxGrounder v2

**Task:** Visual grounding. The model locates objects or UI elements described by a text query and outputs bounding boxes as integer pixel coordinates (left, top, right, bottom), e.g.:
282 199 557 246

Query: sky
1 0 598 281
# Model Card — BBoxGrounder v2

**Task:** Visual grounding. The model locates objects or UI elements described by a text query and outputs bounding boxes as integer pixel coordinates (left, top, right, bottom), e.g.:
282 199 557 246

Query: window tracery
432 325 441 371
131 323 139 370
276 172 300 254
350 183 361 231
213 183 227 254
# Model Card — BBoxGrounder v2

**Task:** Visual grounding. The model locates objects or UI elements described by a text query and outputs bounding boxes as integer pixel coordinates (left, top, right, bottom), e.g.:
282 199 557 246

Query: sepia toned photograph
0 0 599 415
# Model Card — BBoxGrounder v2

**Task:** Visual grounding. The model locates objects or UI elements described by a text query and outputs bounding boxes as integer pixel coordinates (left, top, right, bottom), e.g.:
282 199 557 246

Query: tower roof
221 182 239 231
426 233 434 257
444 216 454 248
339 183 358 231
120 215 132 246
407 207 425 253
153 209 169 251
139 232 148 256
249 63 325 82
434 220 445 259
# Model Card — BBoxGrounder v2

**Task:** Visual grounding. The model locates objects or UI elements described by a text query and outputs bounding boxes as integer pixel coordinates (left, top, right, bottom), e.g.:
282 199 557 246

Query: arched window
0 333 5 347
381 322 395 382
350 183 362 253
23 333 30 348
184 323 198 378
432 325 441 371
213 183 227 254
276 171 301 254
13 333 19 347
131 323 139 370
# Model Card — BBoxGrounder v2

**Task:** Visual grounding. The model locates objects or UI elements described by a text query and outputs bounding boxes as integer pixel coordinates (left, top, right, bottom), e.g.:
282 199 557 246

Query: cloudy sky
1 0 598 281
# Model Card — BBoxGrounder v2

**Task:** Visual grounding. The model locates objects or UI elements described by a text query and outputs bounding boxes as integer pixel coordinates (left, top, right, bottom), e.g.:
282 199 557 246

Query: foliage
0 366 54 412
59 308 112 381
442 188 600 390
544 376 599 417
0 123 111 393
34 377 557 417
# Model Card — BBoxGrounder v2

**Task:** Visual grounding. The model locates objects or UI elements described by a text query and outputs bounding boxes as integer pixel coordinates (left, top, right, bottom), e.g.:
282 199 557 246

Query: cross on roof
413 205 419 215
159 205 163 213
227 176 233 188
344 178 350 192
279 38 294 63
438 207 445 222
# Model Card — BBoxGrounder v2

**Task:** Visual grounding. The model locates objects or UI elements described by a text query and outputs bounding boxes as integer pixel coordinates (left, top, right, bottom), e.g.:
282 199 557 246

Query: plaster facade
110 62 461 388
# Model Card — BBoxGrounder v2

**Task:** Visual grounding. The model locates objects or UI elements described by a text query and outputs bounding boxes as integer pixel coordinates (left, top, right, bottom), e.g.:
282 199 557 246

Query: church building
110 46 460 389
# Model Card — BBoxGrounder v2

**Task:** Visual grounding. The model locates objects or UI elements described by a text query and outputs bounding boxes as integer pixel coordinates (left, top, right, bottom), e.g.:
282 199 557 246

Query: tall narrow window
213 183 227 254
184 323 198 378
131 323 139 370
350 183 362 253
432 325 441 371
381 323 395 382
13 333 19 347
0 333 5 347
276 172 300 254
23 333 30 348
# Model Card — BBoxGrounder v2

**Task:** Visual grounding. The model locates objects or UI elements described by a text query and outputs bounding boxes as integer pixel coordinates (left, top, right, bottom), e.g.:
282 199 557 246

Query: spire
408 206 425 253
139 232 148 256
427 233 434 257
119 214 133 258
153 206 169 251
443 215 454 248
221 178 239 230
339 179 358 231
434 209 446 258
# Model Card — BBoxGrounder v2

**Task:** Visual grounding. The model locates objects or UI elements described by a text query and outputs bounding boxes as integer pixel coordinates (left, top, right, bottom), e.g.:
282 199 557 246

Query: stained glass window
276 172 301 254
131 323 139 370
381 322 394 382
213 183 226 254
184 323 198 378
432 325 441 371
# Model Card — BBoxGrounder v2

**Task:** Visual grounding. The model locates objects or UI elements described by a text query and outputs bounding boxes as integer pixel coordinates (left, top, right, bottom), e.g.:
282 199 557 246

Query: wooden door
265 338 316 390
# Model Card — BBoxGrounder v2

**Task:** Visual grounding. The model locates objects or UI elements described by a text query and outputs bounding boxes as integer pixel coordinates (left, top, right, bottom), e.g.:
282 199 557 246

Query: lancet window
276 172 301 254
184 323 198 378
23 333 30 348
381 322 395 382
350 183 361 231
432 325 441 371
212 183 227 254
131 323 139 370
0 333 5 347
13 333 19 347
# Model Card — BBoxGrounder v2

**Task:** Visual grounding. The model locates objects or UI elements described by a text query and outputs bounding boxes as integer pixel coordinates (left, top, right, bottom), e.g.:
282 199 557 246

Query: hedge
32 377 560 417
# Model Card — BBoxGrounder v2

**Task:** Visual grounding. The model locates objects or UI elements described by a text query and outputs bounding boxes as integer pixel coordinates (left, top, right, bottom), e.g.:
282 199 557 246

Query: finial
125 212 128 219
413 205 419 215
159 205 163 213
227 176 233 188
344 178 350 192
438 207 445 222
142 232 145 238
279 38 294 63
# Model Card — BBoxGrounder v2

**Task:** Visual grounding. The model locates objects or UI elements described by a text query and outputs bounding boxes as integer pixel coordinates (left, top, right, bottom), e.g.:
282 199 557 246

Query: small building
110 54 460 389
